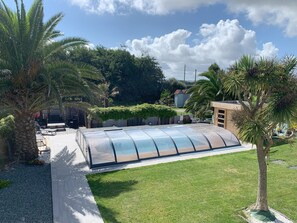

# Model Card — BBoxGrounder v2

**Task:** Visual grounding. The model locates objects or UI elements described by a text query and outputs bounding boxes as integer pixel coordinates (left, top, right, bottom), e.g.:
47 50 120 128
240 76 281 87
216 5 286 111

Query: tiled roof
174 89 187 95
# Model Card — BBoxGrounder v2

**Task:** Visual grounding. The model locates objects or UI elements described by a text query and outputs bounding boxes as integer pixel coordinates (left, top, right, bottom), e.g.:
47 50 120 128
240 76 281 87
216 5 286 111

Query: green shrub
0 115 15 164
0 115 14 138
0 179 11 189
89 106 133 121
271 138 292 147
89 104 177 121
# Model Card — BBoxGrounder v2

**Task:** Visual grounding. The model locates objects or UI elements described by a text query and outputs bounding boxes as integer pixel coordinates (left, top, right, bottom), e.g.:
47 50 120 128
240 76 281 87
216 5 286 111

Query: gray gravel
0 163 53 223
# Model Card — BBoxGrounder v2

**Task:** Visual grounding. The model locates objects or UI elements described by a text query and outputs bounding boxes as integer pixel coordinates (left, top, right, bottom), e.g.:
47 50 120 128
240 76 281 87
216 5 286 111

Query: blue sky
6 0 297 80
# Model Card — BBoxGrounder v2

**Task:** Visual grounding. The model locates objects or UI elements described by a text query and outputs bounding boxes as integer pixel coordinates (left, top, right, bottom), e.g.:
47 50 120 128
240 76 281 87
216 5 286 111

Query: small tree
159 90 173 106
163 77 186 94
223 55 297 218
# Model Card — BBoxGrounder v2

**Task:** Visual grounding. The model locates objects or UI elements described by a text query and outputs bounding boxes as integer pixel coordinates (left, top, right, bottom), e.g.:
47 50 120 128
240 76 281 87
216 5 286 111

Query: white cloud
69 0 90 8
68 0 212 15
226 0 297 37
125 19 278 80
257 42 279 58
85 43 96 49
68 0 297 37
69 0 116 14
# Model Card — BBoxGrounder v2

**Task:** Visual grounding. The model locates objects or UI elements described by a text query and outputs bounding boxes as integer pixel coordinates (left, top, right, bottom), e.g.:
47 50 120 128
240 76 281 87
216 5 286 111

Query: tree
162 77 186 94
0 0 101 161
159 89 173 106
223 55 297 218
134 56 164 103
67 47 165 104
185 63 232 119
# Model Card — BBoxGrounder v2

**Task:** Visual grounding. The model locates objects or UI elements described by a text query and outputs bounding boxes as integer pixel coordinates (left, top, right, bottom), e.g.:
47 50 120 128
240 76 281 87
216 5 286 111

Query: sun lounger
36 134 50 154
41 128 57 136
47 123 66 131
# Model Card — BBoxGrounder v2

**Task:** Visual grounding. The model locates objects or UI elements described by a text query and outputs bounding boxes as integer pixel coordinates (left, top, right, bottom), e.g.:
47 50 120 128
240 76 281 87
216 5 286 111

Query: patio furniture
36 134 50 154
41 128 57 136
47 122 66 131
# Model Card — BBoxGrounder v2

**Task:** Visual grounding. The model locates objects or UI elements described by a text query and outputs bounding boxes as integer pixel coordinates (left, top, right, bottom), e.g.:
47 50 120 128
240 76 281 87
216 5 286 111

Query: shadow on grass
87 173 138 222
96 204 121 223
272 138 293 147
88 177 138 198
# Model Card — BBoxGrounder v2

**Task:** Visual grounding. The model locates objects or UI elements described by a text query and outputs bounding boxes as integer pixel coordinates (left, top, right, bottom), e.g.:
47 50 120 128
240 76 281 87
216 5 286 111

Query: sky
5 0 297 80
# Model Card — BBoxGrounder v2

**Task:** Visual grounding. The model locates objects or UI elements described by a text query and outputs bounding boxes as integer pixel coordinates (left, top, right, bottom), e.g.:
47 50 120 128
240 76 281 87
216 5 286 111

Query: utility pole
183 64 186 83
194 69 197 83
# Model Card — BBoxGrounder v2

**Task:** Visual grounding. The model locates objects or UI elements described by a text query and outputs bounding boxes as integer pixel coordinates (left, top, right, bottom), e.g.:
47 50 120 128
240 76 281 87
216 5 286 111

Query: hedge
89 104 177 121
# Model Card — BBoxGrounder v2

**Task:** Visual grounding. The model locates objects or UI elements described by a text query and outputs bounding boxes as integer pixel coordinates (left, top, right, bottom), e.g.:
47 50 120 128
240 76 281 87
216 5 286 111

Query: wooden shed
211 101 242 136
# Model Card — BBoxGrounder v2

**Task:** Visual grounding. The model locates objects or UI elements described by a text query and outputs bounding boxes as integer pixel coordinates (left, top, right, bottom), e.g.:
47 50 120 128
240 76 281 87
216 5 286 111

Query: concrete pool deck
49 129 253 223
49 130 104 223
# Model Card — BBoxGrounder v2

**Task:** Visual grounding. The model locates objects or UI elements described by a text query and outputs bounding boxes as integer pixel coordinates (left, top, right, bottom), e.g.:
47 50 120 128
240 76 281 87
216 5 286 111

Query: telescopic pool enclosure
76 124 241 169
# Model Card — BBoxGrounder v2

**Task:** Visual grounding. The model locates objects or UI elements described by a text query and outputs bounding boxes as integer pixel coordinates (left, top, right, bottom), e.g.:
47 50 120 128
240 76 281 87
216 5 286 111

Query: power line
183 64 186 82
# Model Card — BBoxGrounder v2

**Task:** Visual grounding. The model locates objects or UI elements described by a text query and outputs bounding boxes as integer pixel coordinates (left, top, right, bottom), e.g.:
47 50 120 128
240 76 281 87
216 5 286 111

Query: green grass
0 179 10 189
87 143 297 223
173 108 191 115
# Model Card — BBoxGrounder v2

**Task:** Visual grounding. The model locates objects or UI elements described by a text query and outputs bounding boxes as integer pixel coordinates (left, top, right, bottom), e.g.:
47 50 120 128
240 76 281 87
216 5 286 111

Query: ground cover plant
0 179 10 189
87 142 297 223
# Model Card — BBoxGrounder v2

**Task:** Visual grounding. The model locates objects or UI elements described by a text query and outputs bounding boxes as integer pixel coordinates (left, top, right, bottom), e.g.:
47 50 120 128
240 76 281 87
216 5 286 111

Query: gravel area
0 162 53 223
243 208 294 223
271 159 287 165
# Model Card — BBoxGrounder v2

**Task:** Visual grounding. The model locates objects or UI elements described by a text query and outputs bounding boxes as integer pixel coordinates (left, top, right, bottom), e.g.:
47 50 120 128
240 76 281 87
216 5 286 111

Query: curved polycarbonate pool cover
76 124 240 168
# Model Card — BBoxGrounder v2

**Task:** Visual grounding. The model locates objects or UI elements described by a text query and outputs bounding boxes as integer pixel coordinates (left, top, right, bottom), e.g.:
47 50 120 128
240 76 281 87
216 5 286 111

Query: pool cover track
76 124 241 169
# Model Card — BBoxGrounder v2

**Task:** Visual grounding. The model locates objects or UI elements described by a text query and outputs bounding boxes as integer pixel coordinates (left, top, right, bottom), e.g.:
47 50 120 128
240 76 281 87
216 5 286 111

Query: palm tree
0 0 101 161
96 82 119 107
223 55 297 218
185 63 232 119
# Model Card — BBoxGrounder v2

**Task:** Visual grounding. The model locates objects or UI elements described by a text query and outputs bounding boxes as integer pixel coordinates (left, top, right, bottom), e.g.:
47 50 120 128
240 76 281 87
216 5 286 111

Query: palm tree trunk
14 113 38 161
104 98 109 107
254 139 269 211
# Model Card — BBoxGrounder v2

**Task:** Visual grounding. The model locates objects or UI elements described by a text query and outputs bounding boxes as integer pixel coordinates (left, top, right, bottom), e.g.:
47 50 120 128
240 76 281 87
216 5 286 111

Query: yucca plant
0 0 101 161
224 55 297 218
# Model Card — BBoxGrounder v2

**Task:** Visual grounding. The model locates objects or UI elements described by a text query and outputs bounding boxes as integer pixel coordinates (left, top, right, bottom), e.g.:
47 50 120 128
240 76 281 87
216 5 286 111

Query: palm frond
76 63 103 80
0 0 103 115
43 37 87 60
42 13 63 40
185 64 232 118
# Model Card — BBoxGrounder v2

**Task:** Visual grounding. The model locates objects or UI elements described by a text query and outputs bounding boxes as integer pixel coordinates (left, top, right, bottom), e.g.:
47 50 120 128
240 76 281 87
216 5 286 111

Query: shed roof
211 101 243 110
174 89 187 95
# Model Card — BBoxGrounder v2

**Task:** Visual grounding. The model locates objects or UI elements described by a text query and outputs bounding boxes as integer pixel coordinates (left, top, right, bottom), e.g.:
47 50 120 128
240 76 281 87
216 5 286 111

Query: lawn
87 142 297 223
173 108 190 115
